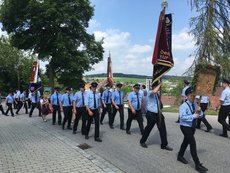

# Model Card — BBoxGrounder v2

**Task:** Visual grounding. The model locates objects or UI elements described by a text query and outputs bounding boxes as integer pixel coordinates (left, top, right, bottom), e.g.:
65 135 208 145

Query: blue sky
0 0 198 76
87 0 197 76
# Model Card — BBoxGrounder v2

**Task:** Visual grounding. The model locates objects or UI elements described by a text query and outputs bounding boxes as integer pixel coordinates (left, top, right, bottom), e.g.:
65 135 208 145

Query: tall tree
188 0 230 77
0 0 104 90
0 37 33 93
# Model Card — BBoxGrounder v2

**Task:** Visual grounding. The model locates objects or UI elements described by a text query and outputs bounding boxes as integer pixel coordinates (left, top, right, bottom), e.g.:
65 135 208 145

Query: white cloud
86 28 196 76
172 28 195 50
89 19 101 29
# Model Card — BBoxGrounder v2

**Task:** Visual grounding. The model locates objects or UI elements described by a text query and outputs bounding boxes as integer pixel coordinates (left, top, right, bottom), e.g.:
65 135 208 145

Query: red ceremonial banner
152 8 174 84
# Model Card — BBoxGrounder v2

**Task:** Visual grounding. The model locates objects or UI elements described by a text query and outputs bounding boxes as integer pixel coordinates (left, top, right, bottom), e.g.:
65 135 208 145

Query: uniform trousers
63 106 73 128
140 111 168 147
29 102 41 117
218 105 230 136
0 104 5 114
126 109 144 134
111 105 124 129
85 109 100 139
16 101 28 114
52 105 62 124
196 103 212 129
178 126 200 165
5 103 14 116
100 104 112 125
73 107 87 135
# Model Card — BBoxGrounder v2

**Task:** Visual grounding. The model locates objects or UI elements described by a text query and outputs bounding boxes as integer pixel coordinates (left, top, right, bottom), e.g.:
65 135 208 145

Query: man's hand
73 109 77 114
131 109 136 114
115 105 119 110
88 110 93 116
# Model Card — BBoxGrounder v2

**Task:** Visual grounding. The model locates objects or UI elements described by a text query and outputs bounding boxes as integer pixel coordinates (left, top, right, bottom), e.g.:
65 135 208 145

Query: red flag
152 9 173 84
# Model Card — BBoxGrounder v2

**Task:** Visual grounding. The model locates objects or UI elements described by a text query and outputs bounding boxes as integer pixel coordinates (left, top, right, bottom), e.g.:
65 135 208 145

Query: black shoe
120 127 125 130
161 146 173 151
196 163 208 172
85 135 89 139
205 127 212 132
73 131 76 134
11 114 15 117
16 112 18 115
5 114 9 116
219 134 228 138
177 156 188 164
29 115 32 117
140 143 148 148
196 126 201 129
67 127 72 130
62 124 65 130
110 125 114 129
95 138 102 142
126 131 131 135
52 123 55 125
100 122 103 125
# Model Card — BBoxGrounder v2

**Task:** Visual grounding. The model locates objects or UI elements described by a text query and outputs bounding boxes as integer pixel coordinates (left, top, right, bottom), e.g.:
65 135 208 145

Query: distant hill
85 73 186 80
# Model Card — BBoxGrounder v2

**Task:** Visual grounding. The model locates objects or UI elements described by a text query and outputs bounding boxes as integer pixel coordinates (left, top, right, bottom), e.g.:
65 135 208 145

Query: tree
188 0 230 78
0 37 33 94
0 0 104 90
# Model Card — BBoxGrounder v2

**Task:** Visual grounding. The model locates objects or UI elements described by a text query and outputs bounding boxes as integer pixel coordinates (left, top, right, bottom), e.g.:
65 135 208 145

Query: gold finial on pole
162 0 168 9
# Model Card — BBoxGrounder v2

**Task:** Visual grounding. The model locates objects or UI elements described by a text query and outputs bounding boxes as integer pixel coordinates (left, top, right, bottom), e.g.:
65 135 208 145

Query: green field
87 77 146 84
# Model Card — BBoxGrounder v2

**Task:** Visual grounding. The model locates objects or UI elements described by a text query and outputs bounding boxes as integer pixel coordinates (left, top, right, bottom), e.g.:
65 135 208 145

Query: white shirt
200 96 209 104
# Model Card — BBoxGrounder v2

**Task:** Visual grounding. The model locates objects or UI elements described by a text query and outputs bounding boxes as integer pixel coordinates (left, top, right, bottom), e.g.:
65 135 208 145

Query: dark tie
82 92 85 106
68 94 71 105
56 93 59 105
93 92 96 109
191 103 196 127
137 93 140 109
191 103 195 113
119 91 121 105
106 91 110 103
35 92 37 103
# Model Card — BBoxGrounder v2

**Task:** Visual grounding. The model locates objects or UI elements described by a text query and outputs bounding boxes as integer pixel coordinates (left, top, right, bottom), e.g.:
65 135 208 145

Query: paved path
0 110 229 173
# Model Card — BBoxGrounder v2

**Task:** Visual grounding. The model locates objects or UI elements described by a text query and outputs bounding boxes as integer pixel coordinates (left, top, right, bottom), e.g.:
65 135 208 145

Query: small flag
29 61 41 91
107 54 113 86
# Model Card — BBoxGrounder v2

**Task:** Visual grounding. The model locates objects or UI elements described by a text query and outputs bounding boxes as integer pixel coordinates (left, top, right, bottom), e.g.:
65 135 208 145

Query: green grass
163 106 218 116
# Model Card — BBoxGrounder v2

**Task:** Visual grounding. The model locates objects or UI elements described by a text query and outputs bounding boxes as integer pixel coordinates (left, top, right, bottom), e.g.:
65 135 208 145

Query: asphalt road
0 109 229 173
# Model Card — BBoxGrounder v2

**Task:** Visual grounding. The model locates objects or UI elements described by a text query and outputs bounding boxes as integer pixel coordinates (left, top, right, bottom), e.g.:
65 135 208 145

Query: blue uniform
5 95 14 116
112 90 124 105
101 90 112 104
86 91 101 110
31 91 41 103
218 87 230 137
50 92 62 106
19 93 26 102
128 91 143 110
73 91 87 108
61 93 74 107
179 101 203 127
220 88 230 106
146 91 160 113
6 95 14 104
200 96 209 104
